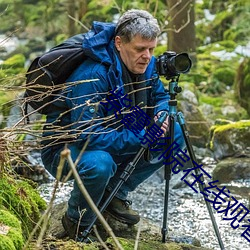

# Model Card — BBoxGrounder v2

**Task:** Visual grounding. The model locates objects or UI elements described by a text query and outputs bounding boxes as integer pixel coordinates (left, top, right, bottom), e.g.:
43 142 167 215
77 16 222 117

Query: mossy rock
209 120 250 160
193 43 240 95
28 237 210 250
0 209 24 250
43 202 210 250
106 237 210 250
198 92 248 122
0 174 47 239
213 67 235 86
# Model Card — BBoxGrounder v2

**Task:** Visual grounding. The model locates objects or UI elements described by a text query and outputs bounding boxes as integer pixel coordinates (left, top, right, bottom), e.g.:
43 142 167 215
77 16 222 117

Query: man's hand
154 111 169 136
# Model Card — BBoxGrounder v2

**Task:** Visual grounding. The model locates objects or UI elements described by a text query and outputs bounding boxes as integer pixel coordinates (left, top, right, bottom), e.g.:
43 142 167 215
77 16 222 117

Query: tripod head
168 76 182 100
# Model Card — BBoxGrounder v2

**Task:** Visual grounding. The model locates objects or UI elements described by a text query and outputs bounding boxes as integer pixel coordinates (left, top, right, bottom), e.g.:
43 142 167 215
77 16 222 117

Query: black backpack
24 34 87 115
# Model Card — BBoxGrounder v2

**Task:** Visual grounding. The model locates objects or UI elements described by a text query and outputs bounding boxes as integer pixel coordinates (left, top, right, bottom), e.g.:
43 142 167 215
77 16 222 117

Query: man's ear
115 36 122 51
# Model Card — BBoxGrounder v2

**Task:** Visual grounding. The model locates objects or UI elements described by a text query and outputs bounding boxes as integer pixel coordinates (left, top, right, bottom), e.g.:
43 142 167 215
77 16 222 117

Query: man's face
115 35 157 74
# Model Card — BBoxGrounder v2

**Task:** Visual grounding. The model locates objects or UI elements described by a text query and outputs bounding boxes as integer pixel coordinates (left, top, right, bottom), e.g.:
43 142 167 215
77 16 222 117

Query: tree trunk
67 0 77 36
167 0 196 62
78 0 88 20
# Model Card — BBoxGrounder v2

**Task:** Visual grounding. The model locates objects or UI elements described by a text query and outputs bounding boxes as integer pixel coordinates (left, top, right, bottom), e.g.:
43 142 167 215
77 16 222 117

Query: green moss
0 175 47 239
199 95 224 107
7 228 24 249
115 238 134 250
0 91 17 108
199 90 248 121
0 235 16 250
166 242 183 250
105 237 204 250
214 119 232 125
217 40 237 51
84 243 100 250
1 54 25 69
213 67 235 86
213 120 250 133
0 54 26 86
0 209 21 229
0 209 24 249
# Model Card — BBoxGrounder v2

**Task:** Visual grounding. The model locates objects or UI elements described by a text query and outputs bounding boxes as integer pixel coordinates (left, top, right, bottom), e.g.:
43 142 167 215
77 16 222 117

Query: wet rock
12 150 51 183
213 157 250 183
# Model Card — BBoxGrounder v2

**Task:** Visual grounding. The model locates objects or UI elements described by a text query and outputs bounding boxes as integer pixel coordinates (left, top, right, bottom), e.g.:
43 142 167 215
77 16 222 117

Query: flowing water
38 156 250 250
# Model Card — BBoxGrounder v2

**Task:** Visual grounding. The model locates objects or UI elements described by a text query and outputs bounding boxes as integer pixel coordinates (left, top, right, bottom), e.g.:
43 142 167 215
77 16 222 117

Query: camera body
156 51 192 79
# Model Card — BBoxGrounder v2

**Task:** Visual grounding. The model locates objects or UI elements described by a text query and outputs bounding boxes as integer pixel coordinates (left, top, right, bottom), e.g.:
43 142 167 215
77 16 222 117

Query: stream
38 154 250 250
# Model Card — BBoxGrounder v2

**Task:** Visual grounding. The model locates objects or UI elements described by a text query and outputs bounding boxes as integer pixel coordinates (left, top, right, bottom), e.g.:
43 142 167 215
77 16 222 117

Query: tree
166 0 196 62
66 0 88 36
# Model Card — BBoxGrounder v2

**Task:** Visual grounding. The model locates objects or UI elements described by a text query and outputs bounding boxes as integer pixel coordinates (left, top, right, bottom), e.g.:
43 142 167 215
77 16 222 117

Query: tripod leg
82 112 169 241
177 112 225 250
81 147 146 240
162 114 175 243
162 168 171 243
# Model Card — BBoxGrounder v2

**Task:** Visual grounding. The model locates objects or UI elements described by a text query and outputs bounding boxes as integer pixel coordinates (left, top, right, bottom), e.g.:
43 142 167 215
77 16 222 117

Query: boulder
179 100 211 148
40 201 212 250
209 119 250 160
176 82 211 148
213 157 250 183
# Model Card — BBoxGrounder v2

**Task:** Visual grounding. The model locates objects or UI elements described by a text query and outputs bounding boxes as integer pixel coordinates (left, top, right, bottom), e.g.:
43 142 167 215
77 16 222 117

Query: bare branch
63 148 124 250
68 14 90 32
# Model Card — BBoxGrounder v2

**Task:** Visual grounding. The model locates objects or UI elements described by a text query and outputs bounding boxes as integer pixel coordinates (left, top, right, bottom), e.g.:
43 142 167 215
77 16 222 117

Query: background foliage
0 0 250 119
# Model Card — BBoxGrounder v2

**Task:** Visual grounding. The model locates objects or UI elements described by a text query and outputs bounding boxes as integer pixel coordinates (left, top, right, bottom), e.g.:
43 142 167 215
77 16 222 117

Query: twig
93 225 109 250
68 14 89 31
22 153 65 249
61 148 124 250
134 220 142 250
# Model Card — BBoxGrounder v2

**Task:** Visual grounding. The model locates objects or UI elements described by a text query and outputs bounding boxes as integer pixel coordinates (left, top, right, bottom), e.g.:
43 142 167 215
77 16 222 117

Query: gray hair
115 9 160 43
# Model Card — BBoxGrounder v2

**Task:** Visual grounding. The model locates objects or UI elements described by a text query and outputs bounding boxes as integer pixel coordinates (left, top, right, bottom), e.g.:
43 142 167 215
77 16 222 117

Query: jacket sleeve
65 61 144 156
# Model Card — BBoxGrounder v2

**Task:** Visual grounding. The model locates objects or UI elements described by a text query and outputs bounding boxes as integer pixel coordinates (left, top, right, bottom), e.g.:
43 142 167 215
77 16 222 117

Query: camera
156 51 192 79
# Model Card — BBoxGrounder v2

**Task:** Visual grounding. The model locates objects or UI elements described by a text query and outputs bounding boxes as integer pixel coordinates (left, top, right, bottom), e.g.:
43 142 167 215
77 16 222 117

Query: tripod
161 76 225 249
82 77 225 249
81 111 168 241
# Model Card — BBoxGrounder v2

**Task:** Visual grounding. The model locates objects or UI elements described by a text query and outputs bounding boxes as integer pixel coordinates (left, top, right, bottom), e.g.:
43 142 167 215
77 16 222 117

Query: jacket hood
82 21 116 65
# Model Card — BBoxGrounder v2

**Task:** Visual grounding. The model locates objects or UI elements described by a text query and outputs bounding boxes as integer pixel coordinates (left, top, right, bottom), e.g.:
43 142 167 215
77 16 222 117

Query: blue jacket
44 21 170 156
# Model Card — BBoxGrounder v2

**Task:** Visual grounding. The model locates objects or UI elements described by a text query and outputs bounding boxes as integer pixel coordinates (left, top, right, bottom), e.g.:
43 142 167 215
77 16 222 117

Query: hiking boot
61 213 97 243
105 196 140 225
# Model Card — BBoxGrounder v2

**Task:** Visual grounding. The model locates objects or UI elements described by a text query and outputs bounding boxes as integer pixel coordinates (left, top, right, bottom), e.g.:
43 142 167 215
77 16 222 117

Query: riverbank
38 155 250 250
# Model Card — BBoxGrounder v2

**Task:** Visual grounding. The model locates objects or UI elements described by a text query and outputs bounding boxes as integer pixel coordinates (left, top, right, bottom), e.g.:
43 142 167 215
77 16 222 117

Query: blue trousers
41 123 184 226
